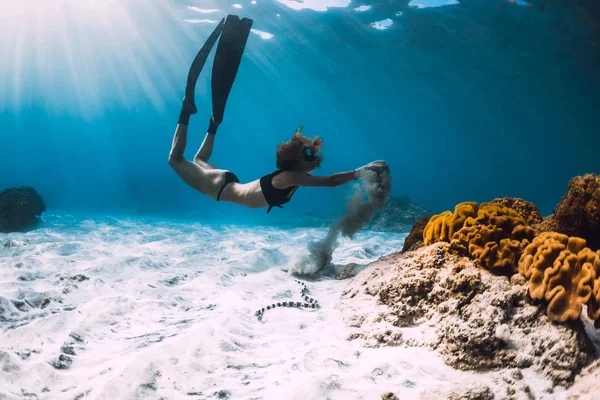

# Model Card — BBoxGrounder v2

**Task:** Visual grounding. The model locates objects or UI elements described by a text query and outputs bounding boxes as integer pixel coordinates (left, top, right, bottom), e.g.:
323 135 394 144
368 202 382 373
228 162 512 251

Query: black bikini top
259 170 300 213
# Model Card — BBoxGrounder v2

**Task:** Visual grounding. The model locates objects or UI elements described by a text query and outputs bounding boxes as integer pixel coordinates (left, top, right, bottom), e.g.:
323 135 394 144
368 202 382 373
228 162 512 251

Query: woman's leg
168 124 223 199
168 123 190 163
193 132 216 167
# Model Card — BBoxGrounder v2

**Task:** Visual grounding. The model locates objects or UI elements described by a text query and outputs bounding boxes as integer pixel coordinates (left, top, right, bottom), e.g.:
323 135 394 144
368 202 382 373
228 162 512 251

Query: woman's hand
354 160 390 179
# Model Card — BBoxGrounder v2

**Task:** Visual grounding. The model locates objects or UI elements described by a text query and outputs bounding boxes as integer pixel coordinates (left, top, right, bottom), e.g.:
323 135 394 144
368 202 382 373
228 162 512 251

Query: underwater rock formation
336 263 368 280
554 173 600 250
532 214 557 236
566 358 600 399
420 383 495 400
0 186 46 233
367 195 432 233
337 243 594 388
401 216 430 253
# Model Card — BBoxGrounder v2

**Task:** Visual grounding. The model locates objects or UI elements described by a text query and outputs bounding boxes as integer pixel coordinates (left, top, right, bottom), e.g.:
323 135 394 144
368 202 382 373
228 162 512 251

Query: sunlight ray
1 0 193 118
11 25 26 113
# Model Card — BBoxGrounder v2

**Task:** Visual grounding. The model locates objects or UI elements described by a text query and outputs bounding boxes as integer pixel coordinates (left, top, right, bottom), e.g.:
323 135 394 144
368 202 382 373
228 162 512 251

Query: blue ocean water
1 0 598 222
2 2 600 398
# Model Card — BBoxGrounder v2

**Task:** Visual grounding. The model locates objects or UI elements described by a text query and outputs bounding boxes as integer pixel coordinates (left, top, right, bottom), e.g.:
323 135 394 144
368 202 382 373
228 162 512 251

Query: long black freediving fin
178 17 225 126
207 15 254 134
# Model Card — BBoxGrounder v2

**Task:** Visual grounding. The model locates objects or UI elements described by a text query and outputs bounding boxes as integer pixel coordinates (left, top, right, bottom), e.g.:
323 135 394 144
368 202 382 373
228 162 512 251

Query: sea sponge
423 202 479 245
452 214 535 272
518 232 596 323
554 173 600 250
490 197 543 225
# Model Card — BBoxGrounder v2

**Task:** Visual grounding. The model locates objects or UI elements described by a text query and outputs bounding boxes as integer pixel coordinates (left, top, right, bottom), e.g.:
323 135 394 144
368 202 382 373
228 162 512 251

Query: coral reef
0 186 46 233
337 243 594 387
423 202 479 245
490 197 543 225
519 232 600 326
532 215 557 236
462 202 527 227
450 203 535 273
588 257 600 328
420 202 535 272
346 176 600 396
401 216 430 253
554 173 600 250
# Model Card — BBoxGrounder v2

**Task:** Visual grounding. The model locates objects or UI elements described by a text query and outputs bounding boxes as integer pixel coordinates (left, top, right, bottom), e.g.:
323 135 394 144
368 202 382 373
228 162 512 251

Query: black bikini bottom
217 171 240 201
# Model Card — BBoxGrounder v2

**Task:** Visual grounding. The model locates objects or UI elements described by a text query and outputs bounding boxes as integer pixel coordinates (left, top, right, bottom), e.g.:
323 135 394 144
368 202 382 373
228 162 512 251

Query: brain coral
423 202 479 245
580 248 600 328
554 173 600 250
518 232 598 323
462 203 527 228
490 197 543 225
451 204 534 273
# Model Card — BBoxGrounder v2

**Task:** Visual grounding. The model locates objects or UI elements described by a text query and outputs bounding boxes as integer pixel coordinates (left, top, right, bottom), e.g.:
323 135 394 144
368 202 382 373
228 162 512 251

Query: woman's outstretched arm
275 161 389 189
276 171 358 188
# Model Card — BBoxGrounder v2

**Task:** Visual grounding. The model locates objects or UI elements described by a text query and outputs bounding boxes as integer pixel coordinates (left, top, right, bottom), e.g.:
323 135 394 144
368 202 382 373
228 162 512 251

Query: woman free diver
168 15 389 213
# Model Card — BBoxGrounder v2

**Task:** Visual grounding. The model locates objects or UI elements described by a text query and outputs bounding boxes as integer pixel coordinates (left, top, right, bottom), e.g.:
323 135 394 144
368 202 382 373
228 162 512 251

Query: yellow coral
519 232 587 299
490 197 543 225
580 248 600 327
423 211 452 245
452 215 534 272
519 233 569 299
423 202 478 245
463 203 527 228
544 250 593 322
517 232 595 323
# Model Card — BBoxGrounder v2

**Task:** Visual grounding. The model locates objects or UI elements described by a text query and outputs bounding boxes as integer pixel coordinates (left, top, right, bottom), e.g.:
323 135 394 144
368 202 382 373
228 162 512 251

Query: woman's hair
276 126 323 171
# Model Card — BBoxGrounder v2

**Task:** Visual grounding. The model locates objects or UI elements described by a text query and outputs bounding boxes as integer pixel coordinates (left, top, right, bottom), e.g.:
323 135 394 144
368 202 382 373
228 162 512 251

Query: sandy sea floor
0 213 586 399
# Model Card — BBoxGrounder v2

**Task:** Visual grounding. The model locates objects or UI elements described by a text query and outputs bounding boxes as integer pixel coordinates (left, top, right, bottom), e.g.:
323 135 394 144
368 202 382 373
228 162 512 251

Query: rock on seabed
337 243 597 397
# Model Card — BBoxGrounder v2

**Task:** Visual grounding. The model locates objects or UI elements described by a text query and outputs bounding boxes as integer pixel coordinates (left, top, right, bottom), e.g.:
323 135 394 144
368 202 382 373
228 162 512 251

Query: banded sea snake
254 279 319 320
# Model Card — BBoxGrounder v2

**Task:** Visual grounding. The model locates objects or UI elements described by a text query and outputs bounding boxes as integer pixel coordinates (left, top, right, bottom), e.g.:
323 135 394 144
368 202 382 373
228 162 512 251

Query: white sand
0 213 577 399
